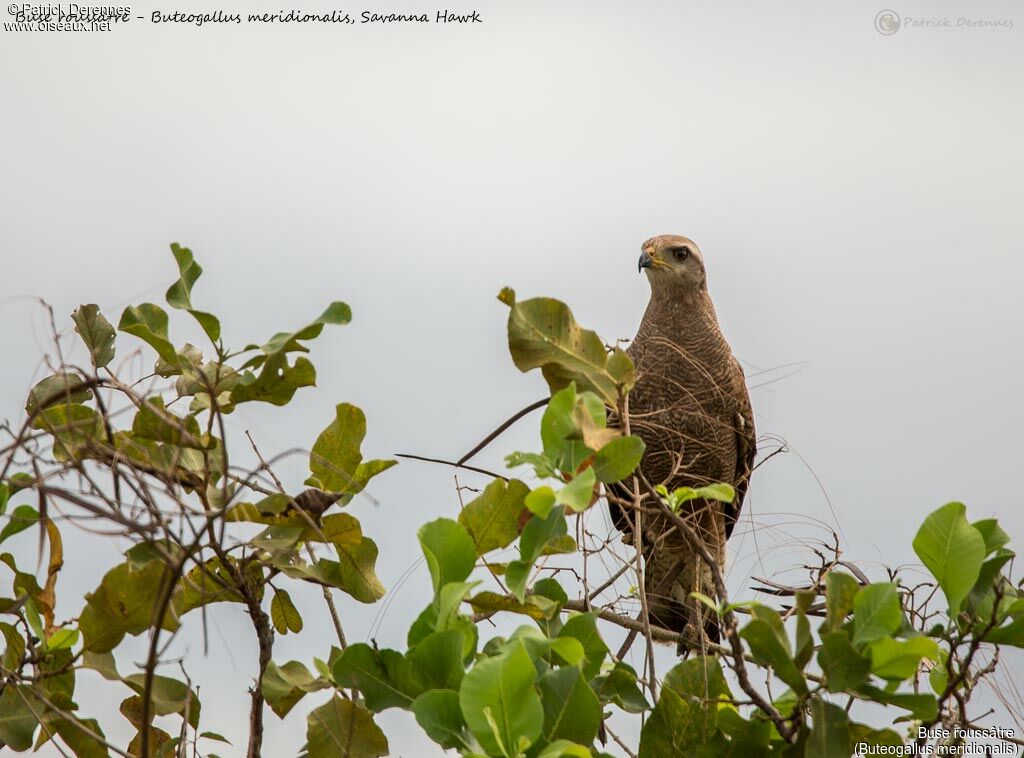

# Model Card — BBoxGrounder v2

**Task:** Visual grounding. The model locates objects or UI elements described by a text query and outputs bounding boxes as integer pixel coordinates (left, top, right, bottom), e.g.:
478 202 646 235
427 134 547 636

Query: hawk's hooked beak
638 250 654 273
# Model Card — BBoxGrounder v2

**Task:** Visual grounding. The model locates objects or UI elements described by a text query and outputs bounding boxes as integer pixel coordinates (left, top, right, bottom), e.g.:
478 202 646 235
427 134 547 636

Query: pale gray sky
2 1 1023 755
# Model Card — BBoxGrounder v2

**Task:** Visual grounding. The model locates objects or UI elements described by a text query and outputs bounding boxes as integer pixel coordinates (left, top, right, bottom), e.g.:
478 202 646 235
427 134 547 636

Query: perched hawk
609 234 755 646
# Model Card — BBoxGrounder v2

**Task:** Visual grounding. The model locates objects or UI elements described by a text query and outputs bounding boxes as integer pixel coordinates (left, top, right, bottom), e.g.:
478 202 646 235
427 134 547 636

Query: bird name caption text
5 4 484 28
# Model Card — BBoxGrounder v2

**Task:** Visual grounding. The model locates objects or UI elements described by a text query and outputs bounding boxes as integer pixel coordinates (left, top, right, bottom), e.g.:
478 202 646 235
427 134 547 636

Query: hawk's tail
645 552 722 653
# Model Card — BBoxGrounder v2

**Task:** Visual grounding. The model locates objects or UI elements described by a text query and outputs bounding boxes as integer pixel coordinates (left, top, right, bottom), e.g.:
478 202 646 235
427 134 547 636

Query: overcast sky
3 1 1023 755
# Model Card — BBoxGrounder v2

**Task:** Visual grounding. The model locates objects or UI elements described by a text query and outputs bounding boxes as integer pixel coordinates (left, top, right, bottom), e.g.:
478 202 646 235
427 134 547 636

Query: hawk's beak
638 251 654 273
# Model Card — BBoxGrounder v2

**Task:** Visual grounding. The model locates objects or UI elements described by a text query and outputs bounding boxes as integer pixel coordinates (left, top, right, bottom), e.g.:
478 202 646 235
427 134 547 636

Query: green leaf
817 630 871 693
412 689 469 750
507 507 571 601
824 571 859 631
165 243 221 341
524 486 557 519
325 537 387 603
306 403 395 502
45 627 79 651
274 547 381 603
973 518 1011 555
556 467 596 512
119 302 179 365
26 373 93 415
232 302 351 406
593 662 650 713
913 502 986 614
0 685 41 751
419 518 477 597
867 636 939 681
538 665 602 747
33 402 104 462
270 588 303 634
849 724 905 751
332 644 412 711
855 685 938 720
740 610 807 695
638 687 701 757
0 505 39 545
122 673 201 728
984 615 1024 646
806 698 850 758
501 291 635 405
72 304 116 368
663 655 731 701
536 740 592 758
306 695 389 758
558 612 608 680
46 714 109 758
468 591 558 621
851 583 902 647
263 660 327 718
591 435 645 483
131 397 203 448
0 482 8 516
1 622 26 670
459 641 543 757
79 559 178 653
407 630 467 693
459 479 530 555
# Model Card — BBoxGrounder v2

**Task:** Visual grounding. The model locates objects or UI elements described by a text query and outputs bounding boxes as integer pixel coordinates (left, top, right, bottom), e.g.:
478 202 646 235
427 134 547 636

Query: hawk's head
637 234 707 295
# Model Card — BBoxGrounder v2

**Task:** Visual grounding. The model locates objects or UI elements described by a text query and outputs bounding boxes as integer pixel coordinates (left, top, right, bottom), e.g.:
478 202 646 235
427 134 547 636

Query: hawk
608 234 756 647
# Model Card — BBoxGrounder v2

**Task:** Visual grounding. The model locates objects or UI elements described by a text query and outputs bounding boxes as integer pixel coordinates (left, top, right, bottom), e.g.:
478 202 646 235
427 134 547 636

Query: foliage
0 245 1019 758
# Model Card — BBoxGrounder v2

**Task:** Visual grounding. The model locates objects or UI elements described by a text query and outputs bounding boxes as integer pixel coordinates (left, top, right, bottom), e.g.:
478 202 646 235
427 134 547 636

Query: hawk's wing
725 358 756 539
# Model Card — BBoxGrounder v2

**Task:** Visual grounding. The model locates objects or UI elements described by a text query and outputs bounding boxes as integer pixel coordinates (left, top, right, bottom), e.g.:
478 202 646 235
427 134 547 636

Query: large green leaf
506 507 572 601
274 541 381 603
739 609 807 695
263 660 328 718
459 641 543 757
412 689 469 751
459 479 529 556
123 673 201 728
806 698 850 758
817 630 871 693
591 435 645 483
232 302 351 406
25 373 93 415
824 571 859 631
407 630 467 693
638 687 701 757
418 518 477 597
72 304 116 368
119 303 179 365
79 559 177 652
306 695 389 758
592 662 650 713
855 685 938 720
558 612 608 680
537 665 601 748
0 505 39 546
500 290 634 405
851 582 902 647
165 244 221 342
332 644 412 711
0 685 41 751
305 403 396 502
270 588 303 634
913 502 986 614
867 636 939 681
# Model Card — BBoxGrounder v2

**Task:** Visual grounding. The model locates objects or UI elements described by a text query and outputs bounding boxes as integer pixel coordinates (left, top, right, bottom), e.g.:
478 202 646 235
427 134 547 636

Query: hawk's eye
673 248 690 261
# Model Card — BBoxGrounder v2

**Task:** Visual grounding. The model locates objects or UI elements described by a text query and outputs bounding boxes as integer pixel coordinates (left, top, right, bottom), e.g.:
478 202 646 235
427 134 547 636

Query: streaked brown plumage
609 234 755 647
